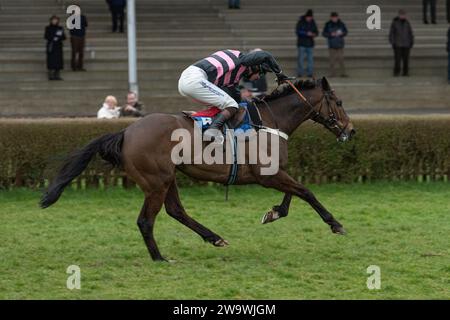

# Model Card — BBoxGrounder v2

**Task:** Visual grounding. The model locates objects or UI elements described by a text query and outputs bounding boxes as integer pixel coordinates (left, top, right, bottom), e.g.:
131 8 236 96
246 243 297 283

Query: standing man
422 0 437 24
447 0 449 23
447 24 450 83
44 15 66 80
296 9 318 78
228 0 240 9
322 12 348 77
389 10 414 77
70 9 88 71
107 0 126 33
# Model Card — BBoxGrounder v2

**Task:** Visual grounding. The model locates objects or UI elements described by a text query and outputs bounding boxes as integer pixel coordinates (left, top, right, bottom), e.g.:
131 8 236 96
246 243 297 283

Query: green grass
0 182 449 299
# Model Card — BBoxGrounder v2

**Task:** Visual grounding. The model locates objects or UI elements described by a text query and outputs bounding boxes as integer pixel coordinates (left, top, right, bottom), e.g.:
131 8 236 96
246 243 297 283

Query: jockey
178 49 288 143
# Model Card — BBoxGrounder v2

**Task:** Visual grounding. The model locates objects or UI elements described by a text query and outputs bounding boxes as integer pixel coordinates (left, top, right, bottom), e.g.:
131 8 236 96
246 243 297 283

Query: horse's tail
40 130 125 208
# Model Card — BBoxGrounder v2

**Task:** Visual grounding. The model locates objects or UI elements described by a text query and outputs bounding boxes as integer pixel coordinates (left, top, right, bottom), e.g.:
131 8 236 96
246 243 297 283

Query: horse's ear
321 77 331 91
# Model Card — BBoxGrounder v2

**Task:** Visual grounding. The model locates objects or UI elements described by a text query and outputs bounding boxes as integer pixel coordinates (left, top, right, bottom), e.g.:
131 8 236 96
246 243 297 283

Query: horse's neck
257 93 313 136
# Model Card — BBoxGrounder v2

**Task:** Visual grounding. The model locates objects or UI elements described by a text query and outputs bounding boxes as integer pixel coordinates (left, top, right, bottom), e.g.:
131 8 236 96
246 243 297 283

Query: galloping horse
41 77 355 262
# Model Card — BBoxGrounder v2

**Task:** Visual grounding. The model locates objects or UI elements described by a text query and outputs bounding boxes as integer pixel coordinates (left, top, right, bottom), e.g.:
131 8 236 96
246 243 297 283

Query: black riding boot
203 107 237 143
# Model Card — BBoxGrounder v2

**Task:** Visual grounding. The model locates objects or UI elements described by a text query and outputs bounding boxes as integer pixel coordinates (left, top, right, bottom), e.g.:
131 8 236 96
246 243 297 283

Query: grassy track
0 183 449 299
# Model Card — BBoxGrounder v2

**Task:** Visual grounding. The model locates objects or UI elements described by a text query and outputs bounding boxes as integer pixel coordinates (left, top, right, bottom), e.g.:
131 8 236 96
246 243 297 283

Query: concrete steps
0 0 448 117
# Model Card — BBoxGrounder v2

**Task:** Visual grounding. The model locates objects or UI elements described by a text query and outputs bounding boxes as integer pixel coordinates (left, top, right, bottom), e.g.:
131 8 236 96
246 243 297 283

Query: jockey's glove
276 72 289 84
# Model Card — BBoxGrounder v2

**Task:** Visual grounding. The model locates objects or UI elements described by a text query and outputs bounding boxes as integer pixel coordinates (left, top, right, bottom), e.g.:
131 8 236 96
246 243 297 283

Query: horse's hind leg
164 180 228 247
137 191 168 261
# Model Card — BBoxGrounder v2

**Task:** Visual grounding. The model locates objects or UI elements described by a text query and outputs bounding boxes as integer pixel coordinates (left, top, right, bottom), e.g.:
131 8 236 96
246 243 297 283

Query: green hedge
289 117 450 183
0 116 449 189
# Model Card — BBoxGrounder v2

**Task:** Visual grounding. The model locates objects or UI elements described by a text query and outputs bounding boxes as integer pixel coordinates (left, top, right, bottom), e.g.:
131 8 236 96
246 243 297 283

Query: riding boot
203 107 238 144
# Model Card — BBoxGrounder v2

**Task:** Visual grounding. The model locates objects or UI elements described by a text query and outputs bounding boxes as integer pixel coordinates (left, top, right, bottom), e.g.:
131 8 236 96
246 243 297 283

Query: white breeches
178 65 239 110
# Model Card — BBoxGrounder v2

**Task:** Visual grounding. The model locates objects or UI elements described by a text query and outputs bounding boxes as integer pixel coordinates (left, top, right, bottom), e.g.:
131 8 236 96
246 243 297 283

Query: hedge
0 116 449 189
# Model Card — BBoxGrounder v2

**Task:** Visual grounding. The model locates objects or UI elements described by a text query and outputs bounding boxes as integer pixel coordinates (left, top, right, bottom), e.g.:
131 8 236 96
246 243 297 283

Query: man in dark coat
44 16 66 80
296 9 318 77
70 10 88 71
322 12 348 77
447 25 450 83
447 0 450 23
422 0 437 24
106 0 126 33
389 10 414 76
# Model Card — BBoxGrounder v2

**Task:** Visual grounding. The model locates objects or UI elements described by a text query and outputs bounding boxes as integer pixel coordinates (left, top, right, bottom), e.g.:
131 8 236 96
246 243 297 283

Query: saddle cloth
184 102 259 135
181 101 262 186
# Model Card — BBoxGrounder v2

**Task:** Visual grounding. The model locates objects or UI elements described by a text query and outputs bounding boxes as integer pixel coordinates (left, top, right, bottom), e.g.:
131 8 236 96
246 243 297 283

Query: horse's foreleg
164 181 229 247
261 193 292 224
137 193 167 262
259 171 345 234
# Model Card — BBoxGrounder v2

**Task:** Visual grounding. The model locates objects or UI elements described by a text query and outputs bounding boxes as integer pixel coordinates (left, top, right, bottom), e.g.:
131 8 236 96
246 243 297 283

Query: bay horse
40 77 355 262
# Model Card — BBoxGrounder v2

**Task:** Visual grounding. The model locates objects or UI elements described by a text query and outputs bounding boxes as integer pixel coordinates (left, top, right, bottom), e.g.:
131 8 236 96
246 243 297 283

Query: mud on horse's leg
164 181 229 247
259 171 346 234
261 193 292 224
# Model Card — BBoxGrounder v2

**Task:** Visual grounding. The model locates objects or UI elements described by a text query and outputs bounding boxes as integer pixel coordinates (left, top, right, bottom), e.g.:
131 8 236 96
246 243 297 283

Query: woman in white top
97 95 120 119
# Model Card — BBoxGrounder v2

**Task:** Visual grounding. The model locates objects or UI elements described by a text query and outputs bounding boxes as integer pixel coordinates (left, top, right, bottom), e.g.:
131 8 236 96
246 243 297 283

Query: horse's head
311 77 355 142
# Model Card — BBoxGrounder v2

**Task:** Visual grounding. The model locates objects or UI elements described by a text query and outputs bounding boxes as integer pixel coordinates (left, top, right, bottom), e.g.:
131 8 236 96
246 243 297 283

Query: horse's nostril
350 129 356 137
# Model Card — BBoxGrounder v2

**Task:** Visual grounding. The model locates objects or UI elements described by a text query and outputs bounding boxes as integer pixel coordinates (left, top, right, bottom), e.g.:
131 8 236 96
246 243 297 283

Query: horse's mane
262 79 321 102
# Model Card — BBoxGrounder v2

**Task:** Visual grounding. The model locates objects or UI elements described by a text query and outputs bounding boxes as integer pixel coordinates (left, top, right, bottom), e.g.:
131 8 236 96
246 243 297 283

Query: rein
284 79 317 120
252 79 346 141
284 79 346 138
252 97 289 141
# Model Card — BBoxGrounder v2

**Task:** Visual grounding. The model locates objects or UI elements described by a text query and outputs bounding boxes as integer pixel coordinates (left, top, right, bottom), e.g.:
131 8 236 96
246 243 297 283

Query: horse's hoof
214 239 229 247
154 257 169 263
261 210 280 224
332 225 346 235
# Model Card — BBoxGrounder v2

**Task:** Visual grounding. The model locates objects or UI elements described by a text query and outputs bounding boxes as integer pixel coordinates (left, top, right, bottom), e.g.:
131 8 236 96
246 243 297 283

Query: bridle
253 79 349 141
284 79 349 139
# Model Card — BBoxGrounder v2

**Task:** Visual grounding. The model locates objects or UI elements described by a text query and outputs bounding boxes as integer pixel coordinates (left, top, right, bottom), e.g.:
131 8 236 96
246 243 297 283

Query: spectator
296 9 318 77
120 91 144 117
447 25 450 83
97 96 120 119
423 0 437 24
44 15 66 80
106 0 126 33
228 0 240 9
389 10 414 77
322 12 348 77
447 0 449 23
69 9 88 71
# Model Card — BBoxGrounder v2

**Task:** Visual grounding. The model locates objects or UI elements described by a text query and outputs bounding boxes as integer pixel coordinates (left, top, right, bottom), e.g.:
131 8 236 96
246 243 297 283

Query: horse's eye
336 100 343 107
